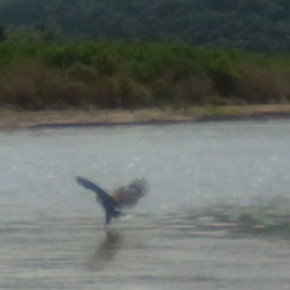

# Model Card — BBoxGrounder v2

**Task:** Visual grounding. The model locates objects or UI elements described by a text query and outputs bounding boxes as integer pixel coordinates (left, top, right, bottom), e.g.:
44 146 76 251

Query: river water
0 120 290 289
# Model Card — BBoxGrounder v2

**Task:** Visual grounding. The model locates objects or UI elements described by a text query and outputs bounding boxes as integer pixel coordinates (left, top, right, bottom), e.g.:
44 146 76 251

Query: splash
153 197 290 238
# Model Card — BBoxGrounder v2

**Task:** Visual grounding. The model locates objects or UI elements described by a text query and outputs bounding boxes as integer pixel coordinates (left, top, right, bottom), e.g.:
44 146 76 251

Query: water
1 120 290 289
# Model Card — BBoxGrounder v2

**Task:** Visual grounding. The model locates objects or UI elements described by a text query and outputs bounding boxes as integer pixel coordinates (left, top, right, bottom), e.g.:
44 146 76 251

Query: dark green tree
0 25 7 42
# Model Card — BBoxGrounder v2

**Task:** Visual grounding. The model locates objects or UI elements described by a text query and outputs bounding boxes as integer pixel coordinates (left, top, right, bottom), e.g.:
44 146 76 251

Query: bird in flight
76 176 149 225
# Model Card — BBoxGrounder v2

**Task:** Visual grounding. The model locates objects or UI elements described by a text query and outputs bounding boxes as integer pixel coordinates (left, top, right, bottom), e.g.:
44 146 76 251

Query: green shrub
234 67 290 103
91 73 151 108
171 76 216 104
67 64 98 84
0 61 90 109
0 39 289 109
205 52 239 96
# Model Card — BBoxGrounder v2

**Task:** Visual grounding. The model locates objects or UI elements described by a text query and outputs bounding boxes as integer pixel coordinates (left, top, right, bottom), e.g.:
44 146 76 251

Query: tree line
0 0 290 53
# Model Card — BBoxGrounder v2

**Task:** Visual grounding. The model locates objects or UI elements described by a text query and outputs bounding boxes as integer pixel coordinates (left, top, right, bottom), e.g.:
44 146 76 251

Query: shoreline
1 104 290 130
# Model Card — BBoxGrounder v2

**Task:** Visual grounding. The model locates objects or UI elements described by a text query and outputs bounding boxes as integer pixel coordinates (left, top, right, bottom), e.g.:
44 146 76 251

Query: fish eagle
76 177 148 225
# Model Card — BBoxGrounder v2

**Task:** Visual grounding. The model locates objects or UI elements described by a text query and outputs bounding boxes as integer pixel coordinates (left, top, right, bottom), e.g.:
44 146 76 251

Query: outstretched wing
76 176 110 197
76 176 121 225
111 178 149 208
76 176 120 208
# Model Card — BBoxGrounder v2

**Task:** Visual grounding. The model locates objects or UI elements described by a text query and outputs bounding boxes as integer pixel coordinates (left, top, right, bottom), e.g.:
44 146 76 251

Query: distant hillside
1 0 290 53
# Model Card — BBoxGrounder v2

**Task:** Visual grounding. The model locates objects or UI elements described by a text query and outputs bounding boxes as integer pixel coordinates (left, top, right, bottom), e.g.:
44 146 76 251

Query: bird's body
111 179 148 208
76 176 148 225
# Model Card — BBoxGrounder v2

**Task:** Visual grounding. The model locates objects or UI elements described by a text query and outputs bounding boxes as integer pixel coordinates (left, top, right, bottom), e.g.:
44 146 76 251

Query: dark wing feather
76 176 121 212
76 176 109 196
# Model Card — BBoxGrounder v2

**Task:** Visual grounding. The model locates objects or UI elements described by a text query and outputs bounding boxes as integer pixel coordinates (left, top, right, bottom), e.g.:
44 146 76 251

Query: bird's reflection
87 229 123 271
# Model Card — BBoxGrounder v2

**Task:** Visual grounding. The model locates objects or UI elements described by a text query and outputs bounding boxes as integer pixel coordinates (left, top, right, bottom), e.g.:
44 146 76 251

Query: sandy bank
1 105 290 130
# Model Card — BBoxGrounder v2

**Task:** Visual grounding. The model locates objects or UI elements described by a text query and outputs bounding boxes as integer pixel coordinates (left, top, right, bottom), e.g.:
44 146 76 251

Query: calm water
1 120 290 290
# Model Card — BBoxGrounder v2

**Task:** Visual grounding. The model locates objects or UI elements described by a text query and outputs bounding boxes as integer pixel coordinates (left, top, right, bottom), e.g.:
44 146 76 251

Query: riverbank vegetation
0 39 290 110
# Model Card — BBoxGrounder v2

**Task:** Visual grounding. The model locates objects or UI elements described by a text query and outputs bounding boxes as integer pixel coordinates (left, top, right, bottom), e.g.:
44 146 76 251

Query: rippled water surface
1 120 290 289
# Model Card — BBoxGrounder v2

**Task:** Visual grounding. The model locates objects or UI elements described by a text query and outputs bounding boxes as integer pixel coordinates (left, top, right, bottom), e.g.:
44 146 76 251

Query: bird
76 176 149 225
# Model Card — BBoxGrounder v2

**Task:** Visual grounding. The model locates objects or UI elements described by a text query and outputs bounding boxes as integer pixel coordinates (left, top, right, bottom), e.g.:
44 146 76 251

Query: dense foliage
0 39 290 110
1 0 290 53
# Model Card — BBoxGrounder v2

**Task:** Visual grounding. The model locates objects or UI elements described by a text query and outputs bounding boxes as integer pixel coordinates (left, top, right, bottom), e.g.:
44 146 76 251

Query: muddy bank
1 105 290 130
